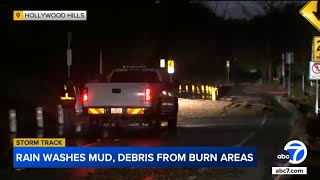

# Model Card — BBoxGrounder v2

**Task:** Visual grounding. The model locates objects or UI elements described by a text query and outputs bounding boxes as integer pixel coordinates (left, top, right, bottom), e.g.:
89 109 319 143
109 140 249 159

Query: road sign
285 52 294 64
226 60 230 67
309 61 320 79
168 60 174 74
160 59 165 68
313 36 320 61
67 49 72 66
300 1 320 32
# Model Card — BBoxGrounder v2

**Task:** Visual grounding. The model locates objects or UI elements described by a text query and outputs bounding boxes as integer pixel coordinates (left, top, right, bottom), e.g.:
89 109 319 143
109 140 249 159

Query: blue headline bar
13 147 257 168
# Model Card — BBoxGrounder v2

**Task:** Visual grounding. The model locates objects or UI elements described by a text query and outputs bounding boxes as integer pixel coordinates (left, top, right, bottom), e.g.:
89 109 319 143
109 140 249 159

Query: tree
223 2 229 19
255 1 286 15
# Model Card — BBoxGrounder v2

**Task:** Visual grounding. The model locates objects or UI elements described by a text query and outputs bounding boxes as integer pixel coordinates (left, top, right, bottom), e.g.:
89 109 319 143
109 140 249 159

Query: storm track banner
13 147 257 168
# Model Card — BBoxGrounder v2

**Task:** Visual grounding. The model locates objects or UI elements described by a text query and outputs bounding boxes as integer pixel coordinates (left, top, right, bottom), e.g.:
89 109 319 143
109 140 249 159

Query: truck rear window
109 71 160 83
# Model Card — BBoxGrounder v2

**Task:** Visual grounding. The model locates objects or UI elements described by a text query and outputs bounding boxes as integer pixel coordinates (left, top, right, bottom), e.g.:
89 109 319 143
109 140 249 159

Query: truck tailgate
83 83 160 107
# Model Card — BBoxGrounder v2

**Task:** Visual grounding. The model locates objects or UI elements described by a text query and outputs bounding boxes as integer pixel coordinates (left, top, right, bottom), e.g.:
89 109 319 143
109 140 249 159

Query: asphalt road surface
1 85 293 180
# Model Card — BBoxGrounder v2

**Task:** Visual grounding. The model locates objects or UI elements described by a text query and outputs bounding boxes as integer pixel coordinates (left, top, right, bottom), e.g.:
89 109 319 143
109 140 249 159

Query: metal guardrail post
9 133 17 145
58 125 64 136
75 122 81 133
36 107 44 128
37 129 44 138
9 109 17 133
58 105 64 125
178 83 221 100
212 86 218 101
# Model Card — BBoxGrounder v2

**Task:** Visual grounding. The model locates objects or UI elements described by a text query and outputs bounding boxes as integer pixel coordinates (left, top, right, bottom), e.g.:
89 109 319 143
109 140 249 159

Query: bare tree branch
223 2 229 19
255 1 284 15
236 1 253 18
201 1 218 14
214 2 219 15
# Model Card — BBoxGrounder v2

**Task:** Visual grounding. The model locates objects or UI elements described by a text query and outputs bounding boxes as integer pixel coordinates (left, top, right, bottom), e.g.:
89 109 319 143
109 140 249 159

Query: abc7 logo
276 150 290 164
277 140 307 164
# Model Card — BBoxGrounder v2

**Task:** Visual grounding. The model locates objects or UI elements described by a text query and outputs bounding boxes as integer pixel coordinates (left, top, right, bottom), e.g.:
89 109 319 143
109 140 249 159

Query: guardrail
8 106 82 137
177 83 225 101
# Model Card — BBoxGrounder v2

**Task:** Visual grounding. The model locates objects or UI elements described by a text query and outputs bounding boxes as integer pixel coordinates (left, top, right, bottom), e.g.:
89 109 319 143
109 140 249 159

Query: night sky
3 1 314 105
0 0 315 114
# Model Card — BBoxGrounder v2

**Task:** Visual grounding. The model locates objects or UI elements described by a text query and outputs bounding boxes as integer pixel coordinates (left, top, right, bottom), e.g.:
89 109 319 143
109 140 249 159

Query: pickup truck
79 66 179 134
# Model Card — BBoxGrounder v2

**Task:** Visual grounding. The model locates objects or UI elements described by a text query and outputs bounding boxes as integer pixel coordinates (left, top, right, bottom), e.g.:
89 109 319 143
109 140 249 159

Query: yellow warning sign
168 60 174 68
167 60 174 74
13 11 24 21
300 1 320 32
313 36 320 61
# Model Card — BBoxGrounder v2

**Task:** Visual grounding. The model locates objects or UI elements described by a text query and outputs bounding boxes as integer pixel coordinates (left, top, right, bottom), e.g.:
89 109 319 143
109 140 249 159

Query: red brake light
81 88 88 103
145 88 151 102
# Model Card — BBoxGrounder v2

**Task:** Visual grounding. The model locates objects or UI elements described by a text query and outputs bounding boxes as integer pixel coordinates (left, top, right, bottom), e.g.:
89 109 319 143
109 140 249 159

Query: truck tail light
81 88 88 103
144 88 151 102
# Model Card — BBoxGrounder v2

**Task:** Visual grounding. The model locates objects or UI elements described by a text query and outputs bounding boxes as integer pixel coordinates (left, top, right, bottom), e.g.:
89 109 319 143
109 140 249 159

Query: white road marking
259 115 267 128
235 113 268 147
236 132 256 147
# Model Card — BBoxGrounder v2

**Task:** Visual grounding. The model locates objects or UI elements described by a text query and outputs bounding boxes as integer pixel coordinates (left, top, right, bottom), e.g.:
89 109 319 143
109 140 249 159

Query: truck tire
168 115 177 136
168 103 178 136
88 117 102 137
63 108 75 136
106 126 122 137
149 116 161 136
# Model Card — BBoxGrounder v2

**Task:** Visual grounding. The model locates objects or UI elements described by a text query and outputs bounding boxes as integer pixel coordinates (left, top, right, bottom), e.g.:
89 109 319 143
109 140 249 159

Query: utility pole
316 80 319 115
99 49 103 75
226 60 230 85
282 53 285 89
167 57 174 83
268 63 272 84
67 32 72 78
302 73 305 94
288 62 291 96
286 52 294 97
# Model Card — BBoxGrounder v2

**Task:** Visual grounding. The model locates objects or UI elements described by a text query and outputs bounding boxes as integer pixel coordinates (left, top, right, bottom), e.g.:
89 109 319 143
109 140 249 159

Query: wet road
1 85 292 180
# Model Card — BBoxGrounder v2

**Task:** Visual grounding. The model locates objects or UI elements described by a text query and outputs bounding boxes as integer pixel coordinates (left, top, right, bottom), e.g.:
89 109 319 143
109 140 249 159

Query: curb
274 95 311 144
274 95 320 152
273 95 313 180
274 96 304 129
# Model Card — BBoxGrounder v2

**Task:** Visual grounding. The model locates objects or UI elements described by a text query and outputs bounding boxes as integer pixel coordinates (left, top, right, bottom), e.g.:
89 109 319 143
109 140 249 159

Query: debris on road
178 98 231 120
219 97 234 101
222 101 272 116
